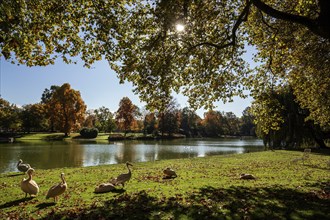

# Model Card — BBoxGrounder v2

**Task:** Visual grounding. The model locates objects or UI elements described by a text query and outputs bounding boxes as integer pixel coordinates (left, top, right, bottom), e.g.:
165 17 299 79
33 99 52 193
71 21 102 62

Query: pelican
163 167 177 178
46 173 67 202
240 173 256 180
94 183 116 193
17 159 31 173
20 168 39 198
110 162 133 187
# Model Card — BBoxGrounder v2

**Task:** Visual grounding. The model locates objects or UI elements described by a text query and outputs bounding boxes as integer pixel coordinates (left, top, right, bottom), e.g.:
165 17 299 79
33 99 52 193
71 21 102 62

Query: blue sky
0 52 254 117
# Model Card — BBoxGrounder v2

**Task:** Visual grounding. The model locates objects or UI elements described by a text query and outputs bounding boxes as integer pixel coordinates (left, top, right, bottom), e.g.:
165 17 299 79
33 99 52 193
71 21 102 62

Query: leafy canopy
1 0 329 126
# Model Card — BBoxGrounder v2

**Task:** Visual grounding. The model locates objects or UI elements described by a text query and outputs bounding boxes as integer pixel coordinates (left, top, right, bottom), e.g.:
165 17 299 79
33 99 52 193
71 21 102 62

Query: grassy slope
16 133 110 141
0 150 329 220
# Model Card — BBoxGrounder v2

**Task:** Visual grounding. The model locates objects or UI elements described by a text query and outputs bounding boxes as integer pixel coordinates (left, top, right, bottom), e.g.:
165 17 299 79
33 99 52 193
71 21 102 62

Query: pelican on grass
94 183 116 193
17 159 31 173
20 168 39 198
240 173 256 180
46 173 67 202
163 167 177 178
110 162 133 187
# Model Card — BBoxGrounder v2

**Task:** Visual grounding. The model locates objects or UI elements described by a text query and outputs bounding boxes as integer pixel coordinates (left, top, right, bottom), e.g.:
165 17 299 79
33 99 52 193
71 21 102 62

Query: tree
0 98 21 132
222 112 240 136
1 1 329 129
94 106 116 133
143 112 157 135
240 107 256 136
179 107 201 137
251 86 328 149
115 97 138 136
41 85 60 104
41 85 60 132
83 109 97 128
21 103 48 132
201 110 223 137
46 83 86 136
117 1 328 131
157 98 180 137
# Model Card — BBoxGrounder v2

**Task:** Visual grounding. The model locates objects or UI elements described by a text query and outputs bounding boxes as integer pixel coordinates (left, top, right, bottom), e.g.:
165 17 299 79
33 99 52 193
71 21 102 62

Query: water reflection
0 138 263 173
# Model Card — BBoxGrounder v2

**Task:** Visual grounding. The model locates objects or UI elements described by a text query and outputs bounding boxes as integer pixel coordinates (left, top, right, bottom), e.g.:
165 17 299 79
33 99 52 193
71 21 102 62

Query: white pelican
20 168 39 198
163 167 177 178
110 162 133 187
94 183 116 193
46 173 67 202
240 173 256 180
17 159 31 173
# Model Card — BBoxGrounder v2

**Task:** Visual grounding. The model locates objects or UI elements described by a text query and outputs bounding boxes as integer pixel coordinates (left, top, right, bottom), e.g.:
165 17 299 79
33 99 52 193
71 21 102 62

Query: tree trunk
308 126 327 149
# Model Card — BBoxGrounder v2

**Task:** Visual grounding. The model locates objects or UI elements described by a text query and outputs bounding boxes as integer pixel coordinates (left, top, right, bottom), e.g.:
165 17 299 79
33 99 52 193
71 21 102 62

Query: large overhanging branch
188 0 252 51
251 0 330 40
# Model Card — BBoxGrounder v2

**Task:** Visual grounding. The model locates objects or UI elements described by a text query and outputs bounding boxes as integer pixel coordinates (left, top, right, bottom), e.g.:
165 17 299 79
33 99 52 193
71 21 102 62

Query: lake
0 138 264 173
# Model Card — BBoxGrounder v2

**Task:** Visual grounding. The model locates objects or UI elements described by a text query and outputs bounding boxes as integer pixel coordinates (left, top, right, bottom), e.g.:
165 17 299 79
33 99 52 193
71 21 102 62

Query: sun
175 24 185 32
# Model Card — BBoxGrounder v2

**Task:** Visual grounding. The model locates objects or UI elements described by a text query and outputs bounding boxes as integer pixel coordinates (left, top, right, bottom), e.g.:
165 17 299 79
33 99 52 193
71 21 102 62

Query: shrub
80 127 98 138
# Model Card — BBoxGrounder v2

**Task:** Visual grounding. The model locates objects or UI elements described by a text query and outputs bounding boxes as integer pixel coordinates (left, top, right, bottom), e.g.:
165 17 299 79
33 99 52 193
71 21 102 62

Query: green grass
16 132 146 141
1 150 329 219
16 132 111 141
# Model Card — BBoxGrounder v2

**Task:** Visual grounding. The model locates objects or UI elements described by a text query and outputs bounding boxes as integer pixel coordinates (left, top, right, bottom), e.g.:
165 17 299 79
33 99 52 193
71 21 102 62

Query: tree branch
251 0 330 39
188 0 252 51
251 0 315 26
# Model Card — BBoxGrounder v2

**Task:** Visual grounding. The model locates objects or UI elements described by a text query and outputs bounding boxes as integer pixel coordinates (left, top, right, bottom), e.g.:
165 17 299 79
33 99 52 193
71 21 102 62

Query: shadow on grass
93 188 126 194
286 148 330 156
0 197 34 209
42 135 66 141
36 202 56 209
5 173 23 177
40 185 330 220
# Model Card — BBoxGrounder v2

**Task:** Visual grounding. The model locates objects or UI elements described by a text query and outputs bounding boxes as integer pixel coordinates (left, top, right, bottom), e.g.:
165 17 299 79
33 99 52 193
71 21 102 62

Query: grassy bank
15 132 185 142
15 133 110 141
1 150 329 219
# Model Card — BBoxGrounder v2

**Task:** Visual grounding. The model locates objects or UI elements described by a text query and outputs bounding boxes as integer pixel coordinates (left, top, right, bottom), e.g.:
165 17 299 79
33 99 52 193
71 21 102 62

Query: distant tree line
0 83 255 138
1 83 329 149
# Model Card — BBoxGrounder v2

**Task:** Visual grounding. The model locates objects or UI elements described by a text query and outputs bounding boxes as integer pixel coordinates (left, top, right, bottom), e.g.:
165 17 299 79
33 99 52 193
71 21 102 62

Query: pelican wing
94 183 115 193
21 179 39 195
18 163 31 172
115 173 131 184
109 177 118 185
46 183 67 199
163 168 177 177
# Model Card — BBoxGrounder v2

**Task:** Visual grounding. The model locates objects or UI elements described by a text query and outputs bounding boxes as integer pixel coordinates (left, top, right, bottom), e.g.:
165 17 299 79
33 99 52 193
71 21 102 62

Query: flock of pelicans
17 159 179 202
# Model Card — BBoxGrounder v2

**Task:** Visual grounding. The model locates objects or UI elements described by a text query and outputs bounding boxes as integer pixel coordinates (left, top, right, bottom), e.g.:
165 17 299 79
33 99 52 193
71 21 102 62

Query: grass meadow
1 150 329 219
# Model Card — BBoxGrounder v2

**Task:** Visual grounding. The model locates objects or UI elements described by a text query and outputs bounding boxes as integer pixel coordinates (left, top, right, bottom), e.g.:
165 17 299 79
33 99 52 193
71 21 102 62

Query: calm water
0 138 263 173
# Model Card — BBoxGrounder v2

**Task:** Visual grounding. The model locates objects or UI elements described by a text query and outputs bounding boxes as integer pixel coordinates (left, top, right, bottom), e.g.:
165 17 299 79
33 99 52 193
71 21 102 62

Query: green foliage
251 89 285 135
0 98 21 132
2 0 329 130
179 107 202 137
94 106 116 133
0 151 329 219
80 127 99 139
158 98 180 136
246 1 330 127
0 0 133 67
240 107 256 136
143 112 157 135
251 86 329 149
20 103 48 132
